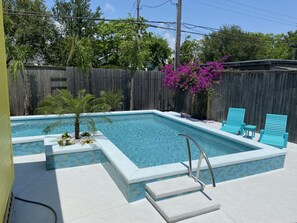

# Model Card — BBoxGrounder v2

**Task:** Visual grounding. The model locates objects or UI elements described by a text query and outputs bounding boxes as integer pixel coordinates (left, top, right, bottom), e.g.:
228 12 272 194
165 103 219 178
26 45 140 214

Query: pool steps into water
145 176 220 223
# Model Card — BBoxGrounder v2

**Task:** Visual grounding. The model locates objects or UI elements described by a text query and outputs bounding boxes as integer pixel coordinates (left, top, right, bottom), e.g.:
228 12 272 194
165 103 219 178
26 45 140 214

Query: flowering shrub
162 59 225 94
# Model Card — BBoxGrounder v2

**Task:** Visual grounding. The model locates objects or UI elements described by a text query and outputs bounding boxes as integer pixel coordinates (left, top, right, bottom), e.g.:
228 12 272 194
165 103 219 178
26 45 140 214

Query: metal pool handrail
178 133 216 187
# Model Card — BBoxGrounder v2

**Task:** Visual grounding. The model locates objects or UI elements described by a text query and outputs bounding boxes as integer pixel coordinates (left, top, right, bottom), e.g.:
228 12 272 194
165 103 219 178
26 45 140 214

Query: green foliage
37 89 107 115
47 0 101 68
37 89 110 138
52 0 101 38
8 45 31 115
198 25 267 62
196 25 297 62
8 45 29 80
180 36 201 64
4 0 57 64
99 90 124 111
66 36 93 71
119 38 150 74
144 34 172 70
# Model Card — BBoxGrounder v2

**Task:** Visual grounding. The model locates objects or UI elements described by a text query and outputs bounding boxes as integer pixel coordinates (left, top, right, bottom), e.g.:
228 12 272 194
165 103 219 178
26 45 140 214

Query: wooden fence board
7 67 297 142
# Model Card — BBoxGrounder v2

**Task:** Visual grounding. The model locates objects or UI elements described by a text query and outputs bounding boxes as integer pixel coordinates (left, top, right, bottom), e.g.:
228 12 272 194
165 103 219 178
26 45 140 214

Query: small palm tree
99 90 124 111
37 89 109 139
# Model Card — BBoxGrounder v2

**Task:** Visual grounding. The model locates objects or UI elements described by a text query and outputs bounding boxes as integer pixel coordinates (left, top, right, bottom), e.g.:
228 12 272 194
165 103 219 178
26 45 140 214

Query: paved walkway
11 122 297 223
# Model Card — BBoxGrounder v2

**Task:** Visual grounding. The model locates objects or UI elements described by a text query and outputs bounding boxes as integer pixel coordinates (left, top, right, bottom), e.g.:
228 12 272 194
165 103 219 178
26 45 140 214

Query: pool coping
11 110 286 185
91 110 287 184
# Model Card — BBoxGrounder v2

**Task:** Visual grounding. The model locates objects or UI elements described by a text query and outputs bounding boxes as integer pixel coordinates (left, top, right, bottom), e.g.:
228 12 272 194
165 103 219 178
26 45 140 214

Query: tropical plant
9 45 31 115
99 90 124 111
119 38 150 110
198 25 267 62
52 0 101 38
180 36 201 64
4 0 57 65
37 89 110 139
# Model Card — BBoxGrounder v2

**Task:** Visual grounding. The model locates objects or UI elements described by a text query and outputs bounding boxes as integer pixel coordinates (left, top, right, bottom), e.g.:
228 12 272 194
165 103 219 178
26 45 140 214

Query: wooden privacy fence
210 70 297 143
7 66 297 142
8 66 176 115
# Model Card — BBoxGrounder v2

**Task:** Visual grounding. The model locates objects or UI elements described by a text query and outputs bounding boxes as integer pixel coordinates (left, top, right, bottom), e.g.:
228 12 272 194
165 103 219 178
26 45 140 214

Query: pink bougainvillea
162 59 225 94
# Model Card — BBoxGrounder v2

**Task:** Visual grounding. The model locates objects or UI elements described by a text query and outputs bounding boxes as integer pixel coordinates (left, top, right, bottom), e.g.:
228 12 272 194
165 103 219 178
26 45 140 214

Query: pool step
146 176 202 200
145 176 220 222
146 191 220 223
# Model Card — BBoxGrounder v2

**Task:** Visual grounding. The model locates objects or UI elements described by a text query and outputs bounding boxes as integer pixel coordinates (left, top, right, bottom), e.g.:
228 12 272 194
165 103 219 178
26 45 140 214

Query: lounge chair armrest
240 123 246 135
222 120 227 127
284 132 289 148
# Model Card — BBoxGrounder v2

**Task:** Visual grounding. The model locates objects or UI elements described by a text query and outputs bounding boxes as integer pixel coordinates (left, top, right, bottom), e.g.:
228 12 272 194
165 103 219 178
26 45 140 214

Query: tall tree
119 38 150 110
93 17 147 68
285 31 297 59
144 33 172 70
180 35 201 63
198 25 267 62
4 0 57 65
52 0 101 38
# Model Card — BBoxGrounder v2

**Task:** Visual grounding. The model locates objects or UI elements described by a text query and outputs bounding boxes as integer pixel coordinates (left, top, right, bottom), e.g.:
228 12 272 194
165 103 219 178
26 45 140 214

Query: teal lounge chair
220 108 245 135
259 114 288 148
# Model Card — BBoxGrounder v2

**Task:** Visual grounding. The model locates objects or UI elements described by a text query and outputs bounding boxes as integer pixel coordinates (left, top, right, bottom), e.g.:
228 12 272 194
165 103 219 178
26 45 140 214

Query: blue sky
45 0 297 48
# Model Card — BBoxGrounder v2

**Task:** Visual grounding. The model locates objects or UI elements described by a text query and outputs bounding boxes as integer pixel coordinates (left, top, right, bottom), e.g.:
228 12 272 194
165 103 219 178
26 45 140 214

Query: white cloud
163 32 176 50
103 2 116 13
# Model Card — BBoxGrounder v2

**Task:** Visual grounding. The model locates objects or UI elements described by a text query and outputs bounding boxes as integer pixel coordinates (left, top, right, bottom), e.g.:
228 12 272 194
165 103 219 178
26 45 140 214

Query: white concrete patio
11 121 297 223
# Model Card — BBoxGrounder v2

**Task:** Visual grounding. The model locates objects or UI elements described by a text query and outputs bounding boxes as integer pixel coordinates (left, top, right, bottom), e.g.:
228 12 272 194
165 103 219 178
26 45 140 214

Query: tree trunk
88 67 93 94
85 67 93 94
75 116 80 139
129 76 134 110
22 71 30 115
191 92 208 120
174 89 188 113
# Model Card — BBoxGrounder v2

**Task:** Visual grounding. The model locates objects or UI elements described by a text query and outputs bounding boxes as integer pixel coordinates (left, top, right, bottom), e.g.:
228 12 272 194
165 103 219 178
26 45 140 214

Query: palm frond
81 118 97 133
99 90 124 111
43 120 62 134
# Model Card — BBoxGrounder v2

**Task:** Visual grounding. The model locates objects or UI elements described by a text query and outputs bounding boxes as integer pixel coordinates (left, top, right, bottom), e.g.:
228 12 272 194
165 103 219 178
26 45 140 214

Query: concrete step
146 176 202 200
146 191 220 223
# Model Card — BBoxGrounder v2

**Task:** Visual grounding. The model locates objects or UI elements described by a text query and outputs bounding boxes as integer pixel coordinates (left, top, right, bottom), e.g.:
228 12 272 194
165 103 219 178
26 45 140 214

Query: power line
224 0 297 21
210 0 297 26
8 9 293 42
141 0 175 9
4 9 218 32
129 0 136 15
182 23 218 32
149 24 208 36
195 0 297 27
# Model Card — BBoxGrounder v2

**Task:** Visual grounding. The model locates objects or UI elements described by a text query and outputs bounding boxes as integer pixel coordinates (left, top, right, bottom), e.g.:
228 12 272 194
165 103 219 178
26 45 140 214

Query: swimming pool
12 113 255 167
11 110 286 202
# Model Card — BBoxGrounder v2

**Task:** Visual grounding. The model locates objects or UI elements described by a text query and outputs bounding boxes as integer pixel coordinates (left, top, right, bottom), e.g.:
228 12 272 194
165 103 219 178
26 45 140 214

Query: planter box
44 135 101 170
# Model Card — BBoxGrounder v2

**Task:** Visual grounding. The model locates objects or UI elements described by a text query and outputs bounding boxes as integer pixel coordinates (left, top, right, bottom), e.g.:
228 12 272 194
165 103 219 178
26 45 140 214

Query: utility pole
136 0 141 49
175 0 182 70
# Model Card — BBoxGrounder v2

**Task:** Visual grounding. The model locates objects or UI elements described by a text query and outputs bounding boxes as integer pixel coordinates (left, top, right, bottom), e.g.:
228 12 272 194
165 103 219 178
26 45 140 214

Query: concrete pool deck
11 122 297 223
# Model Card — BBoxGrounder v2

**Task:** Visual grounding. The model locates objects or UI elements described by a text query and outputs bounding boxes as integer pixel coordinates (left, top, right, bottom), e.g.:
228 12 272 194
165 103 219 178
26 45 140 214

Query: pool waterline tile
11 110 287 202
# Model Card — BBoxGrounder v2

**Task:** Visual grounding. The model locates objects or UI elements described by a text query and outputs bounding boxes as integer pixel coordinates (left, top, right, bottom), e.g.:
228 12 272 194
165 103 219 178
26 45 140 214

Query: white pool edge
12 110 286 185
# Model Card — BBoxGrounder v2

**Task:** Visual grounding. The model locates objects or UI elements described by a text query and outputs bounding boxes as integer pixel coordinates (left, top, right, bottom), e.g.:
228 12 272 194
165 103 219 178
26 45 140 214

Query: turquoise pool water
13 141 44 156
11 114 256 167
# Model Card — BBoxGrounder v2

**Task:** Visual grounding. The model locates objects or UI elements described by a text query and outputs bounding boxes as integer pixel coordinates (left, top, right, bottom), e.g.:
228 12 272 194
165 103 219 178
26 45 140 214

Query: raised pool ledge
44 135 101 170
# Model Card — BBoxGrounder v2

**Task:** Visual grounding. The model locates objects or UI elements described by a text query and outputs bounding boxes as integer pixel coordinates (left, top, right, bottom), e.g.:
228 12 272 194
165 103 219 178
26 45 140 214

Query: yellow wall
0 2 14 221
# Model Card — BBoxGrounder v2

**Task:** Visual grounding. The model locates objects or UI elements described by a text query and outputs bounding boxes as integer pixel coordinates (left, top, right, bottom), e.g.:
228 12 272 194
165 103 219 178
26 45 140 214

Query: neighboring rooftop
11 121 297 223
223 59 297 71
